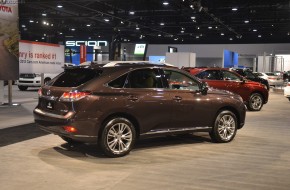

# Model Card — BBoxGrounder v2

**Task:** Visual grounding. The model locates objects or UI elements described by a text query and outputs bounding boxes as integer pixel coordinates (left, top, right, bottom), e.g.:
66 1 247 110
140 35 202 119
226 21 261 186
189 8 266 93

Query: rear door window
125 69 163 88
52 68 102 87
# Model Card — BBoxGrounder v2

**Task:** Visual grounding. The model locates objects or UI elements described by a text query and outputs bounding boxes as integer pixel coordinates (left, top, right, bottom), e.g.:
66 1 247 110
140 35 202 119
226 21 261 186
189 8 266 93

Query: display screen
134 44 146 55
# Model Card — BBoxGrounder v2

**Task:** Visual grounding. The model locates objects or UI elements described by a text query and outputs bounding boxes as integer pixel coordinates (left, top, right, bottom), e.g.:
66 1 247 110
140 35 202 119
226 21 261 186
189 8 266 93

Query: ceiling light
129 11 135 15
86 24 91 27
43 21 47 25
120 21 124 24
57 5 63 8
253 29 257 32
51 24 53 26
158 34 162 37
59 32 63 35
21 25 26 28
229 38 233 40
136 27 140 30
160 22 165 26
163 1 169 5
232 8 238 11
29 20 34 23
208 26 212 29
258 35 262 38
196 36 200 39
71 28 75 31
191 16 196 19
104 18 110 22
42 13 47 16
221 33 224 36
244 20 249 23
197 27 200 30
181 30 184 33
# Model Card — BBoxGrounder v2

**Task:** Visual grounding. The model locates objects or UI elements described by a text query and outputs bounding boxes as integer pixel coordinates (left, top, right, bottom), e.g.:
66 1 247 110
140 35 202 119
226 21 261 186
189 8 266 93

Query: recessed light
71 28 75 31
129 11 135 15
258 35 262 38
208 26 212 29
158 34 162 37
136 27 140 30
232 8 238 11
229 38 233 40
21 25 26 28
221 33 224 36
42 13 47 16
57 5 63 8
196 36 200 39
181 30 184 33
191 16 196 19
163 1 169 5
86 24 91 27
160 22 165 26
29 20 34 23
244 20 249 23
104 18 110 22
253 29 257 32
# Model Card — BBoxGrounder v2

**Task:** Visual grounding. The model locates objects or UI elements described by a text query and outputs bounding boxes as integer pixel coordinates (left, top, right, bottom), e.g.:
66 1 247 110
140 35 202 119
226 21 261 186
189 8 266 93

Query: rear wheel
100 117 136 157
247 93 263 111
210 110 237 143
18 85 28 91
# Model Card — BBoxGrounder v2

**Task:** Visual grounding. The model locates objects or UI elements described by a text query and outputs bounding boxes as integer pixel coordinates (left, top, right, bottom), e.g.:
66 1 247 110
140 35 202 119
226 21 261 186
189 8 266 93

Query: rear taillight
60 91 90 102
38 88 42 97
288 83 290 86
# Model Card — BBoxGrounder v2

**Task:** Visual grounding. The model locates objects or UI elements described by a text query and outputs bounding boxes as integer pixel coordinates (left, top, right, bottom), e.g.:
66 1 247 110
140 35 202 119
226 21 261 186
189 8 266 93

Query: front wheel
99 118 136 157
210 110 237 143
247 93 263 111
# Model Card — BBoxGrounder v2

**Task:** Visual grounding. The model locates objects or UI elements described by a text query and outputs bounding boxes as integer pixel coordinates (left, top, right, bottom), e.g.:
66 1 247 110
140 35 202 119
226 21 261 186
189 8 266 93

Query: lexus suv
34 62 246 157
183 67 269 111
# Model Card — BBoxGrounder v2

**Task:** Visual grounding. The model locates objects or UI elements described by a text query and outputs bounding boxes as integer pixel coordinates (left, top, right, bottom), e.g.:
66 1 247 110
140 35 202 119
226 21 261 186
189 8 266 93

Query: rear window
52 68 102 87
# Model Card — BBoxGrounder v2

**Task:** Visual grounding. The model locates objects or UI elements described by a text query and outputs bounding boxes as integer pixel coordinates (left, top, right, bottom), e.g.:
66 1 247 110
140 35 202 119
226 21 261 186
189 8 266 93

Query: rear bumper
33 108 99 143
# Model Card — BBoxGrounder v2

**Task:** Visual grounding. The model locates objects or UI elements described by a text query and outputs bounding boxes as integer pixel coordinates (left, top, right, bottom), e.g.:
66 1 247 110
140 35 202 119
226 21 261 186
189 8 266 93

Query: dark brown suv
34 62 246 157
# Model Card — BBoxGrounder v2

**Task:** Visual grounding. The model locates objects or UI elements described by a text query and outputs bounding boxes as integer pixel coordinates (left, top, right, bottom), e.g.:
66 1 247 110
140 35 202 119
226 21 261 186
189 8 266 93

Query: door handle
173 96 182 101
128 96 139 101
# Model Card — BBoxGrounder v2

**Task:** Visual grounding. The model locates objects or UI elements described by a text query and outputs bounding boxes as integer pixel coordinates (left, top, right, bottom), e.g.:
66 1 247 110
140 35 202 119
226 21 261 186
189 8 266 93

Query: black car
230 68 270 90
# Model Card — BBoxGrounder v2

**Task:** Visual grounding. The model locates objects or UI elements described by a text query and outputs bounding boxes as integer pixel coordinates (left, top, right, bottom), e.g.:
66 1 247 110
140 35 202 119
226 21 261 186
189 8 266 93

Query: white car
16 73 59 91
254 72 284 87
284 82 290 101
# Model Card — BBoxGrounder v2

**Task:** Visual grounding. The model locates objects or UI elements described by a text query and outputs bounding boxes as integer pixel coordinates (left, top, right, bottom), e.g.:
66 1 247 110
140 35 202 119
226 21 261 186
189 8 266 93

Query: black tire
288 98 290 102
60 136 82 145
18 85 28 91
99 117 136 157
210 110 237 143
247 93 263 111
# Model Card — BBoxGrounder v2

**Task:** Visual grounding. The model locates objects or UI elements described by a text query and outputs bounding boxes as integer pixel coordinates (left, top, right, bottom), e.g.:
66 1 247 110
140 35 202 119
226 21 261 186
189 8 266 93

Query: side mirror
200 82 208 95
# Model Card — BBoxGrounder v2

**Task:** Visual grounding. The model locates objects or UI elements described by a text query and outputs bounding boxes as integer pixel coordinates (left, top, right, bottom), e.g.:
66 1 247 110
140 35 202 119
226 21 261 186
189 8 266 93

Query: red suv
183 67 269 111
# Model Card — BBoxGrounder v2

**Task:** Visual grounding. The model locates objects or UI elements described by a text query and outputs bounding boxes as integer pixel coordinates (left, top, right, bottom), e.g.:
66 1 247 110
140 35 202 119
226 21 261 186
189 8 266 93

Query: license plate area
46 100 54 110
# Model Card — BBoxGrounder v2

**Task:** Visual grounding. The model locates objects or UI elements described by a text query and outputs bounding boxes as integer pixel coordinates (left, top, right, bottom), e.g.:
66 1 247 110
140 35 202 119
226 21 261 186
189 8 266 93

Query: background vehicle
16 73 59 91
230 68 269 90
284 82 290 101
183 67 269 111
254 72 284 87
33 62 246 157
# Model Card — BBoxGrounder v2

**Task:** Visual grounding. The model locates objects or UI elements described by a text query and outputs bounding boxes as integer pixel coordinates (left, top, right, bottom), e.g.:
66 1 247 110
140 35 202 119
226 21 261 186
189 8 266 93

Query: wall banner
19 40 64 74
0 0 19 80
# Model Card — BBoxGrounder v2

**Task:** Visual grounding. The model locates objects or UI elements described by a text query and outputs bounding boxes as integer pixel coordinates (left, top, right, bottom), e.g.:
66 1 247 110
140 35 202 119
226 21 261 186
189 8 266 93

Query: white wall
147 44 290 58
